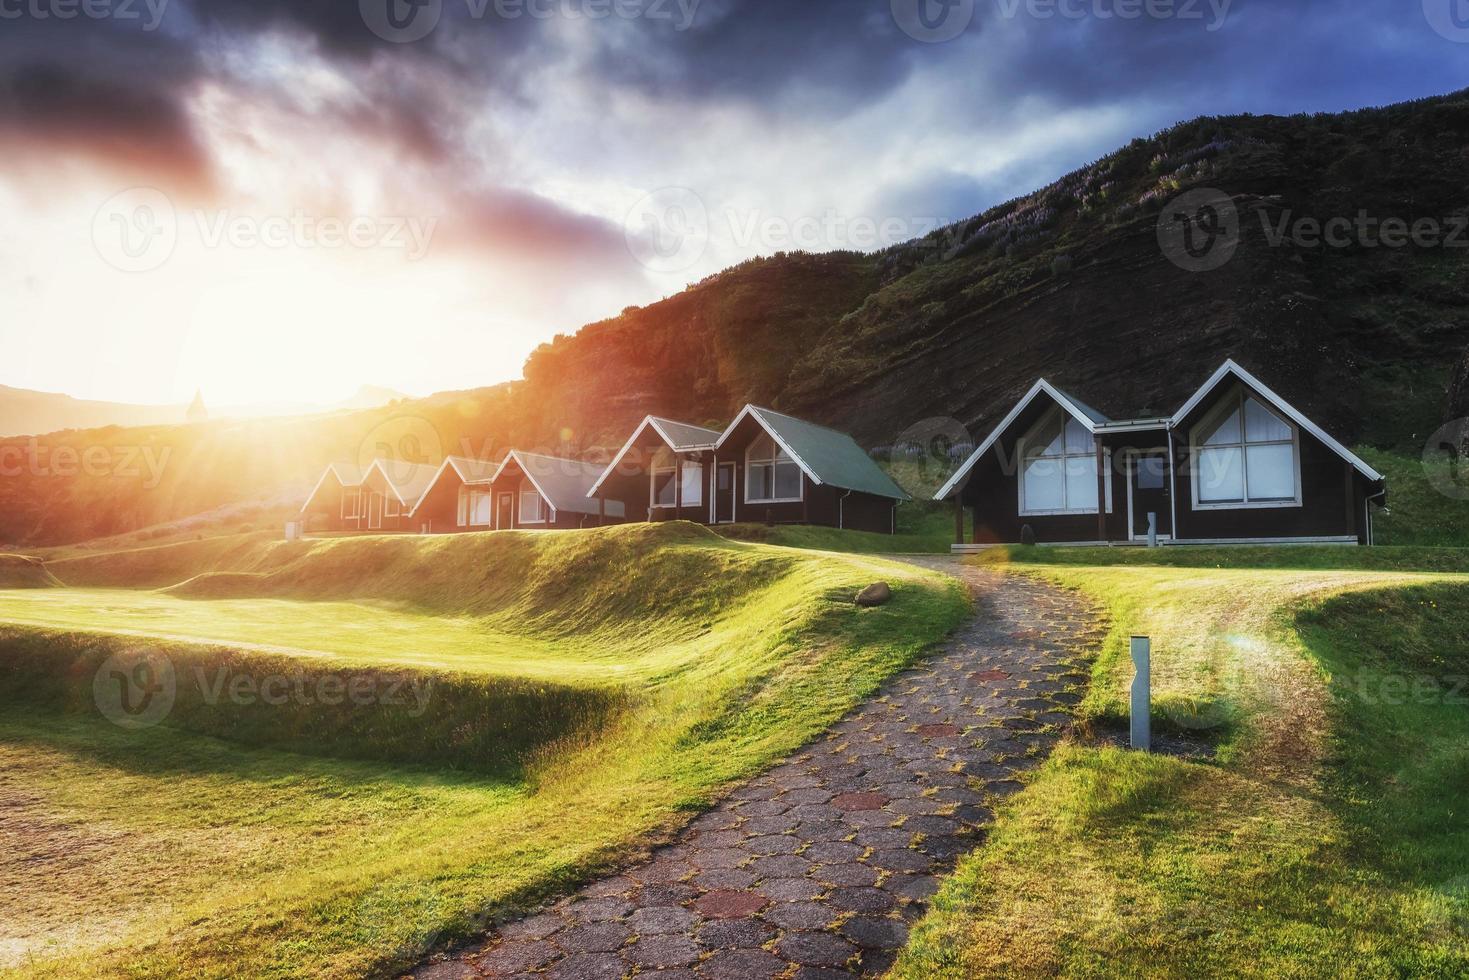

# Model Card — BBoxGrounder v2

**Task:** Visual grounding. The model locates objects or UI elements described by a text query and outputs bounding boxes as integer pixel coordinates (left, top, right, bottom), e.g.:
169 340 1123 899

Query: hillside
4 90 1468 546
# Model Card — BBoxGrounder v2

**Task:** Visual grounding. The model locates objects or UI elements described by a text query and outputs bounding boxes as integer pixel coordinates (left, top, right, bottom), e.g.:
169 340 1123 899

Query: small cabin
590 406 910 534
299 460 439 534
937 359 1387 549
411 455 501 533
488 451 626 530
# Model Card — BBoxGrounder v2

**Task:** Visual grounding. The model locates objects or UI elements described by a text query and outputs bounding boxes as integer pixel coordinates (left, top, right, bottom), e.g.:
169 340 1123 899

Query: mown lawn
893 550 1469 978
0 524 968 979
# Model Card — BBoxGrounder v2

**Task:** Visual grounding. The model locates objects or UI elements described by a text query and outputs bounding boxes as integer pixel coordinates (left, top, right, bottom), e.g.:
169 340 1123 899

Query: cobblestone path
409 558 1104 980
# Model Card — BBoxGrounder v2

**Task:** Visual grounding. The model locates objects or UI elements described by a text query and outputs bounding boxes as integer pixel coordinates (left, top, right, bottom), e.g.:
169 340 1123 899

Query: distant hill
4 89 1467 546
0 384 409 438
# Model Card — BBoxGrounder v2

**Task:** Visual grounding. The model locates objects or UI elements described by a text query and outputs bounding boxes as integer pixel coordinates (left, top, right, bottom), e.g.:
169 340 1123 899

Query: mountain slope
4 90 1467 546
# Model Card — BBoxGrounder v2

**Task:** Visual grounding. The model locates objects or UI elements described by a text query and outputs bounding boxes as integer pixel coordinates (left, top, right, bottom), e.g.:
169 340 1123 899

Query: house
586 416 724 524
590 406 911 533
299 459 441 533
410 455 502 533
487 451 626 530
936 359 1387 549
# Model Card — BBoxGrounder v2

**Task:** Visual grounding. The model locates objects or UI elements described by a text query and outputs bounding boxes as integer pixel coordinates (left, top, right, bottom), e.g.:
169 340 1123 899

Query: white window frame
1016 406 1113 517
468 488 493 527
1189 387 1303 511
385 496 401 518
519 490 549 525
745 436 803 505
341 488 361 519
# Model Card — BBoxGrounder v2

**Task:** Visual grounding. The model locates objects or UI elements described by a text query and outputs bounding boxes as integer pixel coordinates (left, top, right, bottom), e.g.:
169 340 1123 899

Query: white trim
341 487 362 520
744 431 805 505
518 489 549 525
410 456 500 517
367 491 384 530
302 464 358 515
496 492 513 531
952 535 1358 553
1172 359 1383 483
936 380 1105 501
715 405 825 489
1015 406 1113 517
1188 387 1304 511
587 416 720 497
1122 449 1171 541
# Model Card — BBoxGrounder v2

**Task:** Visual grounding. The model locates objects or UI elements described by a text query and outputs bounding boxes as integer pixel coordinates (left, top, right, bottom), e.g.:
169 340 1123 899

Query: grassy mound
1 526 969 980
0 554 60 589
46 532 277 589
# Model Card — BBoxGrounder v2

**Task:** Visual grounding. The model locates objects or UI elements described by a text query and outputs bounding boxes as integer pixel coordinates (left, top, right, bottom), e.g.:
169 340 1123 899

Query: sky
1 0 1465 408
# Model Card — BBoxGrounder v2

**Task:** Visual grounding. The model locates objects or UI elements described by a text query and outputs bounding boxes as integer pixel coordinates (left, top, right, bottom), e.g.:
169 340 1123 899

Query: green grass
893 551 1469 979
712 503 953 555
1362 447 1469 548
0 523 968 979
0 555 60 589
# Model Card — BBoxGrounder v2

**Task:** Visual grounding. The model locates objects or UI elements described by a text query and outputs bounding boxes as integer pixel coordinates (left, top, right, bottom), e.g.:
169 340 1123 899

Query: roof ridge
748 405 856 440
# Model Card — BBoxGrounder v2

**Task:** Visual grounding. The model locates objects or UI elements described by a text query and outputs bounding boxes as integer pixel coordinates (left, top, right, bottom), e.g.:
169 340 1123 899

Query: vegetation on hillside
5 91 1468 548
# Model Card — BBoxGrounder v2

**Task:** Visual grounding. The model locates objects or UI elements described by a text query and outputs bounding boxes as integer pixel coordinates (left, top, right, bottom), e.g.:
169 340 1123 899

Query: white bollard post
1131 636 1151 752
1147 512 1158 548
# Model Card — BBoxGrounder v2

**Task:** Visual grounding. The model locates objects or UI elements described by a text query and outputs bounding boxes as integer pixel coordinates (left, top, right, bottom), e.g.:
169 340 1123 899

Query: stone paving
408 558 1105 980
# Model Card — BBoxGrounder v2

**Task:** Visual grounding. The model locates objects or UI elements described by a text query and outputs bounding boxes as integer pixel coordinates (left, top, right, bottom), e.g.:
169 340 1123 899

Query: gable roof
1173 359 1384 483
408 455 503 516
498 451 606 516
935 379 1110 501
716 406 910 501
587 416 724 497
364 459 442 510
299 462 365 513
935 359 1385 501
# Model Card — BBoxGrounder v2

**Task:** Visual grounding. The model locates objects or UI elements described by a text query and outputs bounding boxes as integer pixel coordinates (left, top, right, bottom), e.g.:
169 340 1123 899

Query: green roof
734 407 910 501
650 417 723 450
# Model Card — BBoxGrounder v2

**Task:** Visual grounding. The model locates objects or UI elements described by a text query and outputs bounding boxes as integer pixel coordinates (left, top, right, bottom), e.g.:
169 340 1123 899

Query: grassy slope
893 552 1469 978
0 524 968 979
0 555 60 589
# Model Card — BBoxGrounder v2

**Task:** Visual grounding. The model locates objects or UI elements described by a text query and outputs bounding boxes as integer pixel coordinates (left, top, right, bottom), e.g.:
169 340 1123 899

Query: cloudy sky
1 0 1465 407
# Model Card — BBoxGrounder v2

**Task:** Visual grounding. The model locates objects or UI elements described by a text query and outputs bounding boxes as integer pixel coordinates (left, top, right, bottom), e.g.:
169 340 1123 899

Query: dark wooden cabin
937 360 1386 550
299 460 439 534
488 451 626 530
591 406 910 534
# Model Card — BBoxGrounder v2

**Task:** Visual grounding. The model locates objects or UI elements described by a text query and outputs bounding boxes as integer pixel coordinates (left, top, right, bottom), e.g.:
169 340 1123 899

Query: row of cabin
299 405 911 536
300 359 1389 548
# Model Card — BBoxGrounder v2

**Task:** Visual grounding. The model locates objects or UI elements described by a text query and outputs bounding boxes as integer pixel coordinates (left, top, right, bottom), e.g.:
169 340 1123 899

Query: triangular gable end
1172 360 1383 483
713 405 825 489
935 380 1108 501
587 416 722 498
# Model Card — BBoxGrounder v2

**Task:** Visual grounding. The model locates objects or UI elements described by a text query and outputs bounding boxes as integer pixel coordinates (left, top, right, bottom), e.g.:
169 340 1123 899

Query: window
385 496 401 518
746 435 802 503
1018 409 1111 515
469 489 492 526
341 488 361 519
519 490 548 524
1192 390 1299 508
457 487 469 527
651 458 704 509
1135 455 1167 490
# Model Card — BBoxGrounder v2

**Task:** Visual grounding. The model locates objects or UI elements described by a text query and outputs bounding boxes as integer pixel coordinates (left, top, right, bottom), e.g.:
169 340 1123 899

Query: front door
714 463 736 524
1128 451 1172 540
368 491 384 530
496 493 514 531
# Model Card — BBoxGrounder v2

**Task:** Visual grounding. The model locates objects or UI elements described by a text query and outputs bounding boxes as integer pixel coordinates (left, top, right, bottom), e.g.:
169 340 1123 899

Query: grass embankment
0 523 968 979
893 549 1469 978
0 555 60 589
714 503 953 554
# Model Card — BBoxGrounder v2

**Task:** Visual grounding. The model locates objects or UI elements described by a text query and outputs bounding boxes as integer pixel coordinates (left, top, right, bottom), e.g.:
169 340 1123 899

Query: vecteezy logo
93 649 176 730
624 187 709 274
357 414 445 481
1424 419 1469 500
92 187 177 273
1157 188 1240 273
360 0 442 43
1424 0 1469 42
891 0 975 43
